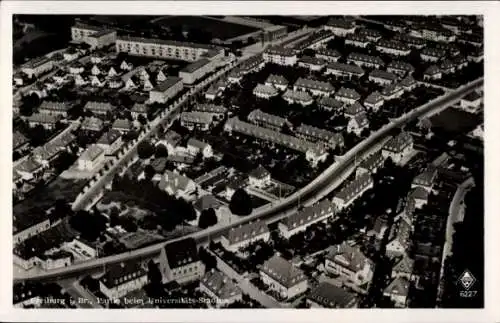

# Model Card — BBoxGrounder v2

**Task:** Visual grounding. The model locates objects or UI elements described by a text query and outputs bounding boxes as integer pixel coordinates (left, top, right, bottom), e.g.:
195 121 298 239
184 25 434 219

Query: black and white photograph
1 1 499 322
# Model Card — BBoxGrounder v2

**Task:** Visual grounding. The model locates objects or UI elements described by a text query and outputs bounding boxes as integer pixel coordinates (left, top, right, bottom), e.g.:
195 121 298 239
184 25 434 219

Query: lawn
431 108 483 134
154 16 260 40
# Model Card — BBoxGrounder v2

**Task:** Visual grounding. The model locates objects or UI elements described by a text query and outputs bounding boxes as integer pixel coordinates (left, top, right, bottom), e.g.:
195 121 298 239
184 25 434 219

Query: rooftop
152 77 183 93
201 270 242 300
79 144 104 162
224 220 269 245
100 262 146 289
308 282 357 308
325 242 373 273
261 255 307 288
180 58 212 74
163 237 199 269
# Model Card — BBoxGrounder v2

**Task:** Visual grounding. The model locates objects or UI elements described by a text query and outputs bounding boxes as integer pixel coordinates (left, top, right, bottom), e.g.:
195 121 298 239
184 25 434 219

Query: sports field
154 16 260 40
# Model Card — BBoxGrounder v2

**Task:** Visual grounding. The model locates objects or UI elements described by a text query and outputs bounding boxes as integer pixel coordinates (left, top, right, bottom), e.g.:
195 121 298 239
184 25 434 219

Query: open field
154 16 260 40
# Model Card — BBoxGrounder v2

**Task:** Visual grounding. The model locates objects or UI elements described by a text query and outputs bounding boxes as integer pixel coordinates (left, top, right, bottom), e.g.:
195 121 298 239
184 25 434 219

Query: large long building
116 36 224 62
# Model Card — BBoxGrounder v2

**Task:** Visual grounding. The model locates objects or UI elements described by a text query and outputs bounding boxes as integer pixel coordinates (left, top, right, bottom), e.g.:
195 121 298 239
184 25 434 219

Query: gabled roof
413 168 437 187
39 101 72 112
424 65 441 75
193 104 227 114
283 89 313 102
112 118 132 130
187 138 210 150
97 129 122 145
224 220 269 245
336 87 361 100
345 33 369 43
316 49 341 58
100 262 146 289
383 132 413 153
193 194 223 212
298 55 327 66
384 277 410 297
131 103 148 114
13 131 29 149
393 256 414 274
352 113 369 128
369 69 398 81
400 75 416 88
152 77 182 92
25 113 61 124
376 39 410 51
84 101 114 113
159 170 194 192
294 77 334 92
248 109 289 128
319 96 343 109
80 144 104 162
81 116 104 130
359 151 385 172
261 255 307 288
325 243 373 273
364 91 384 105
201 270 242 300
344 101 366 116
347 52 384 66
180 111 214 124
249 165 270 180
327 18 356 29
307 282 357 308
163 237 199 269
334 172 373 202
265 74 288 85
253 84 279 96
381 83 403 97
327 62 365 75
282 199 333 230
387 60 415 72
409 186 429 201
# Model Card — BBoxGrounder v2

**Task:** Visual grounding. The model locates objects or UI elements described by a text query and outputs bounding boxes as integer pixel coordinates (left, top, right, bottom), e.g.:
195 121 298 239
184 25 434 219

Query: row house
84 101 115 115
260 255 308 300
364 91 384 111
386 60 415 77
381 132 414 165
347 113 370 136
318 96 344 111
423 65 442 81
116 36 223 62
376 39 411 56
25 113 61 130
315 49 341 63
239 55 266 74
247 109 291 131
21 57 54 79
345 34 370 48
199 270 243 307
420 25 456 42
347 52 384 69
297 56 327 72
358 28 382 42
368 69 398 86
14 157 44 182
221 220 270 252
307 282 358 308
295 124 345 149
381 83 404 101
32 129 76 166
356 150 385 177
293 30 335 51
383 20 407 33
293 77 334 97
392 33 426 49
81 116 104 132
335 87 361 104
467 47 483 63
180 111 218 131
263 46 297 66
386 212 413 258
264 74 289 91
193 103 227 115
457 33 483 47
227 68 244 84
279 199 335 238
77 144 105 171
38 101 72 117
224 117 328 167
159 238 205 284
324 243 374 287
332 172 374 210
112 118 132 133
282 89 314 106
325 62 365 80
420 47 446 62
96 129 123 155
149 76 184 103
324 18 356 37
253 83 279 99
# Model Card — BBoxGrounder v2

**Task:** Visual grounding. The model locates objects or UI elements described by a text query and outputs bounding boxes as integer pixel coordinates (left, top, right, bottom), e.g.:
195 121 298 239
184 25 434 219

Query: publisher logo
459 270 476 290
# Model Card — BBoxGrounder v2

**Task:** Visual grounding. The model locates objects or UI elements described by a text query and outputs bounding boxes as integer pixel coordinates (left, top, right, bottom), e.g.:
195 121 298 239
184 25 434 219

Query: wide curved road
15 78 483 283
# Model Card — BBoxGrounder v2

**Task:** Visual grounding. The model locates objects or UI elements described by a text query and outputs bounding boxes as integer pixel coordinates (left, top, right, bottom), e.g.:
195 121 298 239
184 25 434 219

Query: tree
137 141 155 159
229 188 253 216
144 164 155 180
198 208 218 229
138 114 148 125
302 48 316 57
20 93 40 116
155 144 168 158
147 260 162 285
69 210 108 241
198 247 216 271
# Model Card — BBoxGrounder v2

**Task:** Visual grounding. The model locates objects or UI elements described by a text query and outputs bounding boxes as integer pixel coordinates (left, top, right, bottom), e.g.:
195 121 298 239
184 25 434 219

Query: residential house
423 65 442 81
318 96 344 111
439 59 456 74
325 62 365 80
420 48 446 62
77 144 105 171
409 187 429 209
400 75 418 92
84 101 114 115
315 49 341 63
383 277 410 307
204 85 220 101
260 255 309 299
112 119 133 133
364 91 384 111
247 109 290 131
159 238 205 284
107 76 123 89
221 220 270 252
358 28 382 42
324 243 374 287
344 101 366 118
81 116 104 132
13 131 30 155
37 251 73 271
263 46 297 66
392 256 414 280
158 170 197 199
381 83 404 100
393 33 426 49
356 151 385 177
69 62 85 75
248 165 271 189
411 168 437 192
295 124 344 149
307 282 358 308
324 18 356 36
335 87 361 104
199 270 243 307
25 113 61 130
282 89 314 105
347 53 384 69
14 157 44 181
297 56 327 71
180 112 217 131
278 199 335 238
228 68 244 84
376 39 411 56
386 213 413 258
253 84 279 99
149 76 184 103
187 138 213 158
264 74 289 91
381 132 413 164
332 172 374 209
459 91 482 113
96 129 123 155
347 113 370 136
21 57 54 78
387 61 415 77
345 34 370 48
293 77 334 97
91 65 102 76
130 103 149 120
369 69 398 86
179 58 216 85
99 263 147 300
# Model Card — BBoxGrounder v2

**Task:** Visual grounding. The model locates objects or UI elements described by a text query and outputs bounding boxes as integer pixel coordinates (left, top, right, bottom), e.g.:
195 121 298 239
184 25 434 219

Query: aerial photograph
11 14 483 309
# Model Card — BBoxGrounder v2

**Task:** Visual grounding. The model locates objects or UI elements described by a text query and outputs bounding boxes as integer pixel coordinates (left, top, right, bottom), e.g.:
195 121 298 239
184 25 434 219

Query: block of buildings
324 243 374 287
260 255 308 299
159 238 205 284
332 172 374 209
149 77 184 103
221 220 270 252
